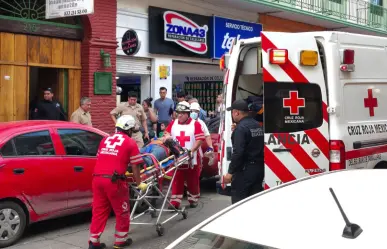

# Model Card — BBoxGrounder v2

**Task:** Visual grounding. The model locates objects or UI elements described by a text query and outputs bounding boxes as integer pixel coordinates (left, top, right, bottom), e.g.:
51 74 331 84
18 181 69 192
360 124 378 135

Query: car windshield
170 230 277 249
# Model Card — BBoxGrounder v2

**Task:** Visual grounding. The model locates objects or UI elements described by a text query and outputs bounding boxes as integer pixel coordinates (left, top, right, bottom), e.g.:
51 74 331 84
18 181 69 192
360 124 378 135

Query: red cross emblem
176 131 191 147
104 134 125 149
364 88 378 117
283 91 305 115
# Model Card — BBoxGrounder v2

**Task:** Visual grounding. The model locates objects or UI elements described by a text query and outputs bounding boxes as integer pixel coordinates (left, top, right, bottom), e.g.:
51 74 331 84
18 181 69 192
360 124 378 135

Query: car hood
167 169 387 249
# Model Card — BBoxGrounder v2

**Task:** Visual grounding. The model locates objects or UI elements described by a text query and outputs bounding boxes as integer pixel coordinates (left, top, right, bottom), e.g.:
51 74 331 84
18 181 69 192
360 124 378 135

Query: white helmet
115 115 136 130
176 101 191 112
190 102 200 111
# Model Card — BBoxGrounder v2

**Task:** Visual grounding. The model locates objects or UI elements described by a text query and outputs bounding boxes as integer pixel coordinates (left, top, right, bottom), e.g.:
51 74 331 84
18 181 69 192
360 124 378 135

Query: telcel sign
213 16 262 59
163 11 208 54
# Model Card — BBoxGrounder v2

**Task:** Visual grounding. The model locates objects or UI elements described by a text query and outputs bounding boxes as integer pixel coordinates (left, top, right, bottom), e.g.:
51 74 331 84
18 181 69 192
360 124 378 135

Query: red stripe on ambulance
264 146 297 183
263 68 276 82
304 129 329 159
346 145 387 160
261 33 329 164
272 134 322 174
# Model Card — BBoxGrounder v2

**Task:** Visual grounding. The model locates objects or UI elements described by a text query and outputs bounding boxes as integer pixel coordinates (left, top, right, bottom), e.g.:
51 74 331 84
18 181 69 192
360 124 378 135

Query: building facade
0 0 117 133
115 0 336 114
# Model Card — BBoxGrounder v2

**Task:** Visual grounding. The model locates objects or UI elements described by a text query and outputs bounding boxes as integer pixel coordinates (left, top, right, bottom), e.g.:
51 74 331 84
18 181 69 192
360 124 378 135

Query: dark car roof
0 120 109 138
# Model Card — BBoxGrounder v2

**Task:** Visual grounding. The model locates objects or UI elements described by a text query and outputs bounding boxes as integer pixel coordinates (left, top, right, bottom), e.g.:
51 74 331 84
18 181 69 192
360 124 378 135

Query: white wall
140 75 151 101
116 0 259 62
151 58 173 99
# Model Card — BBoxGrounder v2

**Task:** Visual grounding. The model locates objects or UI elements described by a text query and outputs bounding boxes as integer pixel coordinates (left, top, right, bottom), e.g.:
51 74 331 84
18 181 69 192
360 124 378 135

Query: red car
0 121 108 248
0 121 219 248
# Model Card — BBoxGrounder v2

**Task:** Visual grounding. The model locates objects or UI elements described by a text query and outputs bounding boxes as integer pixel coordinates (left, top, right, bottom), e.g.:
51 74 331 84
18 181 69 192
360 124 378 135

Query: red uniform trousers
170 160 201 208
89 177 130 246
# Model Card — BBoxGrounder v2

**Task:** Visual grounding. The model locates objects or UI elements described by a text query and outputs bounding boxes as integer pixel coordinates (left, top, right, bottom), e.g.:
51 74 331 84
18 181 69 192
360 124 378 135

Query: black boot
88 241 106 249
190 202 198 208
113 238 133 249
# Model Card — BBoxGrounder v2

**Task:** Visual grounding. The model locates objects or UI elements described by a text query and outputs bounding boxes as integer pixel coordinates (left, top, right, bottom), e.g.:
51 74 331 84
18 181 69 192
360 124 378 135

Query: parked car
166 169 386 249
0 121 108 248
0 120 218 247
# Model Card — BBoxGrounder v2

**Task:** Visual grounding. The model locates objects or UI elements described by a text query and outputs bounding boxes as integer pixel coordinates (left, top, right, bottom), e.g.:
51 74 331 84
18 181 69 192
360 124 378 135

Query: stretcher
125 149 190 236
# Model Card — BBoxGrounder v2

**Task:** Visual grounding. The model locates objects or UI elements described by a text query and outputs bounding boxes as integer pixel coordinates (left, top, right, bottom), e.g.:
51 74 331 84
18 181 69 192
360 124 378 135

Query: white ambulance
217 31 387 193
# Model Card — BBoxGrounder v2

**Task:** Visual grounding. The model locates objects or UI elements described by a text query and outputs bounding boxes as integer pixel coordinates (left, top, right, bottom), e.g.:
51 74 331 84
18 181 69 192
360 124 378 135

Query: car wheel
0 201 27 248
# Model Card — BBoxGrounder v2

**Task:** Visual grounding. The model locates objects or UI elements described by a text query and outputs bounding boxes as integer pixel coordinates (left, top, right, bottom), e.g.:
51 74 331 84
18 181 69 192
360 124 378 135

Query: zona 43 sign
163 11 208 54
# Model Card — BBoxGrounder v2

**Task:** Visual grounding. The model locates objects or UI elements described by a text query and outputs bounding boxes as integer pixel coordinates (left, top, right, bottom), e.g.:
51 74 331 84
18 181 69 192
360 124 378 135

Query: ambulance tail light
220 54 230 71
269 49 288 65
340 49 355 72
329 140 346 171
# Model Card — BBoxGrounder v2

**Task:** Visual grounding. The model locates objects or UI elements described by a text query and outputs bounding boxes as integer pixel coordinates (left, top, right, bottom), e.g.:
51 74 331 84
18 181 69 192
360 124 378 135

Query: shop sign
163 11 208 54
122 29 141 56
46 0 94 19
148 6 211 58
212 16 262 59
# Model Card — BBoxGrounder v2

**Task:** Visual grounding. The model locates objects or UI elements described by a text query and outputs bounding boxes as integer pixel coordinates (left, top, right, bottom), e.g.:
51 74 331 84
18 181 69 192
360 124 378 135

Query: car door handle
74 166 84 172
273 148 292 153
13 168 25 175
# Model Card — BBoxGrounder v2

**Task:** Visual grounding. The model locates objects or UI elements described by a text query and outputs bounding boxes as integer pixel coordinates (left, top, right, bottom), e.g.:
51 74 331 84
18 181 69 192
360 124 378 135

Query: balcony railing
248 0 387 34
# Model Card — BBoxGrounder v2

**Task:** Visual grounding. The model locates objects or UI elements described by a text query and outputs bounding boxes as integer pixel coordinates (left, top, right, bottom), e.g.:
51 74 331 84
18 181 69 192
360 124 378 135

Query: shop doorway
0 32 82 122
117 76 142 103
28 67 62 119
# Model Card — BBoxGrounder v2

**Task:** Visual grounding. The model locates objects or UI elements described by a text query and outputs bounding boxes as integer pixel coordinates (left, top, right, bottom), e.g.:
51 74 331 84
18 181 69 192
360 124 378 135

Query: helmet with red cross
176 101 191 112
115 115 136 130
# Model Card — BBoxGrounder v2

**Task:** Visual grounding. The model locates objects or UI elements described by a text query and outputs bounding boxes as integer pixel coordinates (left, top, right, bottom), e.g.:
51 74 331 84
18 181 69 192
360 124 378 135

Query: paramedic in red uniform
163 101 204 209
88 115 148 249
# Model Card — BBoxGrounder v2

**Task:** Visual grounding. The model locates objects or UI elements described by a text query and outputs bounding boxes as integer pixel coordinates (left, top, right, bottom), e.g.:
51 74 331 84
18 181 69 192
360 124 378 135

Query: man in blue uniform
223 100 264 204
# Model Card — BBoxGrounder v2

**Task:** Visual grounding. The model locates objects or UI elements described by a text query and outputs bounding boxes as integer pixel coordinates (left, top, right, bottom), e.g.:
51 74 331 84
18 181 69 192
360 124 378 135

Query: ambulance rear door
262 32 330 189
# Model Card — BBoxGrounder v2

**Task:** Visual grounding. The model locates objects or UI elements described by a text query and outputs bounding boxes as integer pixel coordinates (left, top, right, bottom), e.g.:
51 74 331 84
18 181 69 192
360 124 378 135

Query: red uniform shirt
166 117 204 165
94 132 144 175
166 118 204 141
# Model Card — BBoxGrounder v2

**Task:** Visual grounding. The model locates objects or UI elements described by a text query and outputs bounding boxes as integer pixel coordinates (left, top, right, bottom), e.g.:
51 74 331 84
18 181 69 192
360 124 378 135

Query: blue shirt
199 109 207 121
154 98 174 123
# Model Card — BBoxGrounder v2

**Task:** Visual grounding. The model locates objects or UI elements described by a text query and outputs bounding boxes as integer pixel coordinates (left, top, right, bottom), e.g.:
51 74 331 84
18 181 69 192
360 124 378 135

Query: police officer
223 99 264 204
88 115 148 249
110 92 149 148
32 88 66 120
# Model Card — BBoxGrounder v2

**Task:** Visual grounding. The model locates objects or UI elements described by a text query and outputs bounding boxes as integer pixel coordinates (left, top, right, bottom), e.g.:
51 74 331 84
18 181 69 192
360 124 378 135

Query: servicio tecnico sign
212 16 262 59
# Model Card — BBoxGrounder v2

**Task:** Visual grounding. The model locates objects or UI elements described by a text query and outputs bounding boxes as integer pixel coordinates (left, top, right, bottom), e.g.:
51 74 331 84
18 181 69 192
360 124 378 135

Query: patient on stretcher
127 139 183 174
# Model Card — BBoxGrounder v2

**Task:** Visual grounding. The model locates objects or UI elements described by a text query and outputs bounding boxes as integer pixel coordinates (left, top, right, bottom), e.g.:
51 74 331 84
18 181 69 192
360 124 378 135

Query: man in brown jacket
70 97 92 126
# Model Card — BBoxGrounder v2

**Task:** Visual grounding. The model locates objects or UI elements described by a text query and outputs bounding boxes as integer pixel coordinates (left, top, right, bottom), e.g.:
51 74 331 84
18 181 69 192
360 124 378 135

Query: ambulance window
264 83 323 133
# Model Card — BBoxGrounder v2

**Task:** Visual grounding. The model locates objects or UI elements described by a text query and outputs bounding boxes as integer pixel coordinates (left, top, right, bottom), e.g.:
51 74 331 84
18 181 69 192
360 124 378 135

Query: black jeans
231 164 264 204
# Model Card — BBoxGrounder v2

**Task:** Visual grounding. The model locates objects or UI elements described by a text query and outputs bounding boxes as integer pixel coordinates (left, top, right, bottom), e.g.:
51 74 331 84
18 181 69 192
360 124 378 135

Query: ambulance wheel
156 224 164 236
375 161 387 169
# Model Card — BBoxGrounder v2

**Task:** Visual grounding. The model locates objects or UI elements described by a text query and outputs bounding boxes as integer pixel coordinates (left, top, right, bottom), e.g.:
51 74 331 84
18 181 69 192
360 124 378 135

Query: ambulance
217 31 387 193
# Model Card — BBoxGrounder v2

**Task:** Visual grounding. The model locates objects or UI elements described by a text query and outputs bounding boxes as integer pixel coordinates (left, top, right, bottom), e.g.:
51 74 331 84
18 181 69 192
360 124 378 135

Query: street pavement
9 180 230 249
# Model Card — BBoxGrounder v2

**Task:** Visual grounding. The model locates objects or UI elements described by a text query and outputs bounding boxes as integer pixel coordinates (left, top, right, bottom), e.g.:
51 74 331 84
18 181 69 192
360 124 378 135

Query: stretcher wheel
156 224 164 236
182 209 188 219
